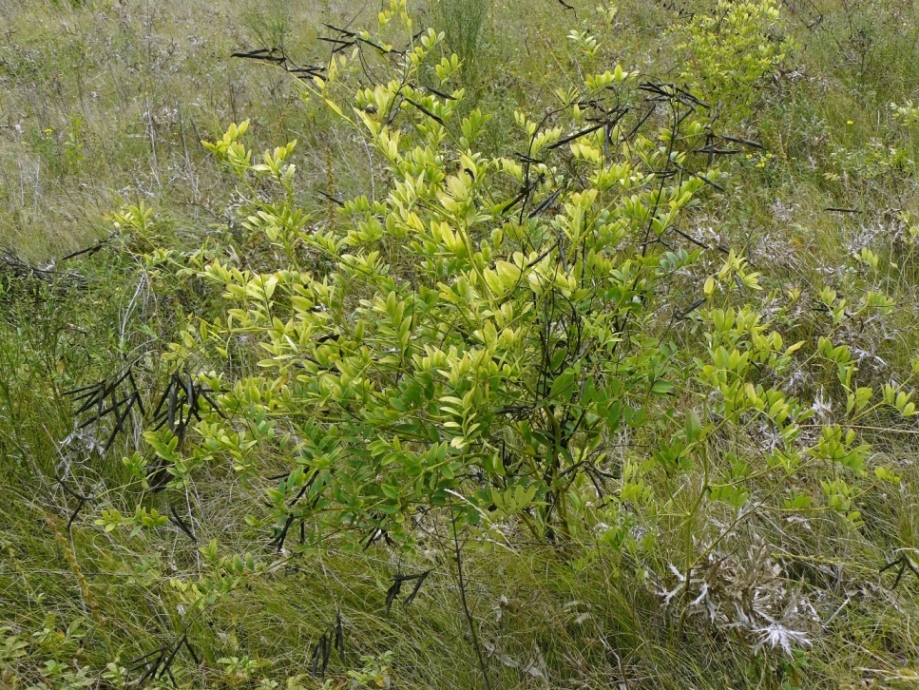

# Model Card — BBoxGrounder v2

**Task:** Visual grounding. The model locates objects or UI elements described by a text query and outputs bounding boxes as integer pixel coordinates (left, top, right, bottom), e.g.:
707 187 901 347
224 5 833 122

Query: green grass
5 0 919 688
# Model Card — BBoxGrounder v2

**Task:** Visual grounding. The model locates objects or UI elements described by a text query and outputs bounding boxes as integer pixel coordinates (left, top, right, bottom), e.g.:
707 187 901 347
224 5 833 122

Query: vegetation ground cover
4 0 919 688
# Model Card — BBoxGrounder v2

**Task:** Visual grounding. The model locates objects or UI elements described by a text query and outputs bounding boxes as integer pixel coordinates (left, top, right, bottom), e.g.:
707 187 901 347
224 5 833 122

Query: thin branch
452 509 492 690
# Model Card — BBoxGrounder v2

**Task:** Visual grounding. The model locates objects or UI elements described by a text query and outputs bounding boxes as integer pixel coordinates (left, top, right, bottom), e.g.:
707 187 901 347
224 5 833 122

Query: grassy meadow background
4 0 919 688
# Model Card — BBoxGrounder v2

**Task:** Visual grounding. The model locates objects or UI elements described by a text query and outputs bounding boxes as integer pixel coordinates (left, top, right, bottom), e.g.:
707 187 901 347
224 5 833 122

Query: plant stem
452 508 493 690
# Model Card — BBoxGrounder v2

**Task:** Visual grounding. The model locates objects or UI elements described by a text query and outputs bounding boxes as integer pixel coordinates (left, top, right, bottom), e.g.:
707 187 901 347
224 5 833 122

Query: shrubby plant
671 0 789 123
118 0 916 663
144 3 728 552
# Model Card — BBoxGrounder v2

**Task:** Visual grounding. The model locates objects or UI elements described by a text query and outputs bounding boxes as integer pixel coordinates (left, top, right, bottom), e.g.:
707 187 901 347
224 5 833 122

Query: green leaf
549 370 576 400
651 379 674 396
684 409 702 442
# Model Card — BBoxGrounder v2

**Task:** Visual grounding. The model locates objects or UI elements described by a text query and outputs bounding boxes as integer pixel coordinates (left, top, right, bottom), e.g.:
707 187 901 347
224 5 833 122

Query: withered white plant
810 387 833 422
750 620 812 657
653 536 819 657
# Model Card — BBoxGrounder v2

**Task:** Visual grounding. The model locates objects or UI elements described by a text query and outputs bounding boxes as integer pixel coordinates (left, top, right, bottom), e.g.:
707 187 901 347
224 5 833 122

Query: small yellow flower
846 120 854 125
